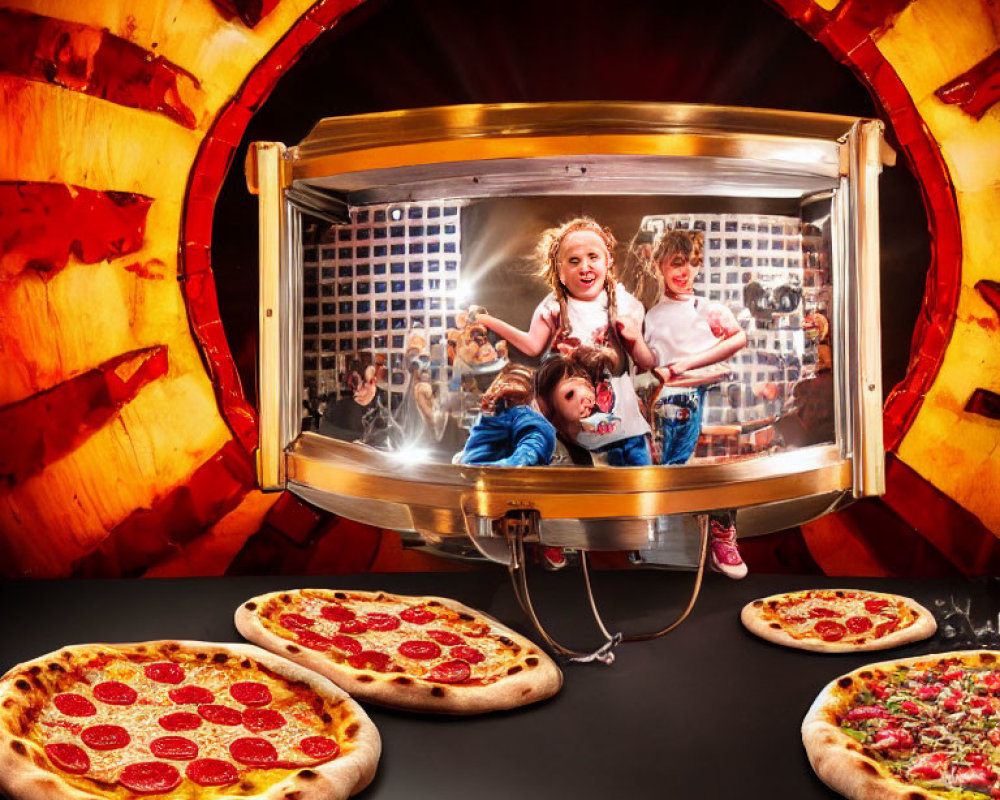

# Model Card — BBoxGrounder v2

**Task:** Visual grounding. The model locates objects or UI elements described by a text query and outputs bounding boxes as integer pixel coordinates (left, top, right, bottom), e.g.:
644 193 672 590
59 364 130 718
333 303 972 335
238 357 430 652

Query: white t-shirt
531 288 650 449
644 295 740 366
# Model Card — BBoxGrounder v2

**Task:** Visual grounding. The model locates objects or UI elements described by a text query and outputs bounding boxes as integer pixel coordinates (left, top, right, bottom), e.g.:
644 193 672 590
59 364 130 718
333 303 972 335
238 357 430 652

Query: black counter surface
2 570 996 799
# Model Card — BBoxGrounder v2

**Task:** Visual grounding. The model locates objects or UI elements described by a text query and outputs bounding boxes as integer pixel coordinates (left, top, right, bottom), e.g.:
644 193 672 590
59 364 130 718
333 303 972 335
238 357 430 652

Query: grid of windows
640 213 830 457
302 202 464 403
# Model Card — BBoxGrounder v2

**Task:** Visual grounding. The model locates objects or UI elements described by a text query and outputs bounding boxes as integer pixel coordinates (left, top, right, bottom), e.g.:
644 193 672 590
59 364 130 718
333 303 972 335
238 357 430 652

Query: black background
4 572 994 799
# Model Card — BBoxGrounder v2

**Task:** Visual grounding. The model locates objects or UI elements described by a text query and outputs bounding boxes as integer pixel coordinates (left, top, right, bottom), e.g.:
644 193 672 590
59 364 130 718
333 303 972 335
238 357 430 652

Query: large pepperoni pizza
0 641 380 800
802 650 1000 800
741 589 937 653
235 589 562 714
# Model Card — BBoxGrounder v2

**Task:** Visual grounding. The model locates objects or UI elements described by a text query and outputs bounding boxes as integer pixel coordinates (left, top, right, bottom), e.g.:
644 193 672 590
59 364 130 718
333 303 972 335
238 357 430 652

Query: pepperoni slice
320 604 356 622
338 619 369 635
875 620 899 637
426 630 464 646
242 708 286 732
54 693 96 717
168 685 214 705
451 645 485 664
425 660 472 684
398 640 442 660
198 704 242 726
93 681 137 706
330 635 363 656
44 743 90 774
300 736 340 760
144 662 185 684
400 607 436 625
150 736 199 760
844 705 895 721
279 613 315 630
364 612 401 632
229 682 272 708
158 712 202 732
296 630 334 651
119 762 182 794
845 616 874 634
864 599 891 614
186 758 238 787
808 607 840 619
813 620 847 642
230 737 278 767
347 651 394 672
81 724 130 750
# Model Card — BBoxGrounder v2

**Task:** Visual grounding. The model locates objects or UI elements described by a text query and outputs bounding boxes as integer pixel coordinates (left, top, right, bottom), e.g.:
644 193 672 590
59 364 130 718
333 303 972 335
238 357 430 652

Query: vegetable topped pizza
0 640 380 800
235 589 562 714
802 651 1000 800
741 589 937 653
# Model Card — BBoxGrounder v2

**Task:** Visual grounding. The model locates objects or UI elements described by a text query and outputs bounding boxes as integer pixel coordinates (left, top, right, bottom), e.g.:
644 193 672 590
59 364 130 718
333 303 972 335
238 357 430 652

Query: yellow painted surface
880 0 998 105
0 0 338 576
877 0 1000 534
0 374 232 577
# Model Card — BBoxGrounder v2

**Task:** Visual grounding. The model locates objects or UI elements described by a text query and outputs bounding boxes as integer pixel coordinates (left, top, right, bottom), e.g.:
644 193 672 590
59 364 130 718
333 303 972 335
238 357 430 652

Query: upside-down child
456 365 555 468
476 217 651 466
620 229 749 578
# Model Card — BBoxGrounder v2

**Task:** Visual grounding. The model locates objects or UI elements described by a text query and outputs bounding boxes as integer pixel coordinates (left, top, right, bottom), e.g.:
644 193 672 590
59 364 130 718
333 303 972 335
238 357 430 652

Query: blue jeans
593 433 652 466
654 387 705 465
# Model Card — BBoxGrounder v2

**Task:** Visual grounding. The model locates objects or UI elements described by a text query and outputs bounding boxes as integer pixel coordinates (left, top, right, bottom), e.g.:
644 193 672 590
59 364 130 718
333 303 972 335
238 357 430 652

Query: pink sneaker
709 519 747 579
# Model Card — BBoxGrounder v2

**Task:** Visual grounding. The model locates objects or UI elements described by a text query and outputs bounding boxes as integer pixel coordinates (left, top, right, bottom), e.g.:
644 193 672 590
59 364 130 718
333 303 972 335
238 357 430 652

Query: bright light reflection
389 443 433 465
454 279 476 308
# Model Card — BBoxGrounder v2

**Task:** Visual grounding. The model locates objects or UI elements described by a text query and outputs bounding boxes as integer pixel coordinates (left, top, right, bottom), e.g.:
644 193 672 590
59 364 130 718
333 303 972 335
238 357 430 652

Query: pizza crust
801 650 1000 800
0 640 381 800
740 589 937 653
235 589 563 715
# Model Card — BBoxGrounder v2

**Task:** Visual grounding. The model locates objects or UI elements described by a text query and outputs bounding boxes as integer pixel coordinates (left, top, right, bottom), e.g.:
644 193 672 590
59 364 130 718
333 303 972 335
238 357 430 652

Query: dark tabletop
2 569 997 800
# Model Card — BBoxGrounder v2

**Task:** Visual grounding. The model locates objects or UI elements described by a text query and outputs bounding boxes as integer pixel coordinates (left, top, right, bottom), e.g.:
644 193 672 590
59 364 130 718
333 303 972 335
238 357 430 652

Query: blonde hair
536 217 619 341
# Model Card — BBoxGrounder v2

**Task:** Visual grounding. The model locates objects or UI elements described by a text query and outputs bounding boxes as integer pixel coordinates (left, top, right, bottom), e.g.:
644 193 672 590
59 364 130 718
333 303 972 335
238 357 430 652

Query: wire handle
502 511 710 663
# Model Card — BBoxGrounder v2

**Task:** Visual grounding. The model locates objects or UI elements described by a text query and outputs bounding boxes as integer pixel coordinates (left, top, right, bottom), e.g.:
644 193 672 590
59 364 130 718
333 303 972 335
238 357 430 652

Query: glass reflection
301 196 835 466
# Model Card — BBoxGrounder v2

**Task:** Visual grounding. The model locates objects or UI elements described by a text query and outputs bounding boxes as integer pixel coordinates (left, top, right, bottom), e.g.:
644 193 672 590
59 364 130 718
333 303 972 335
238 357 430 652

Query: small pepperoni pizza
0 641 380 800
235 589 562 714
741 589 936 653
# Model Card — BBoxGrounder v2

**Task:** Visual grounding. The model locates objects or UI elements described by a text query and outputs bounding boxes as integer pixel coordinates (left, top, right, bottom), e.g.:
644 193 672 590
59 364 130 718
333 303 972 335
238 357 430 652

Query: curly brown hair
635 228 704 303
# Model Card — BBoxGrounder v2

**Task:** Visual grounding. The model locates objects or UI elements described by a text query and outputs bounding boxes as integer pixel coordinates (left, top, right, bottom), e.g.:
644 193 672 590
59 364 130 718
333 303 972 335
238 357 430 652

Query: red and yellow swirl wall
0 0 997 579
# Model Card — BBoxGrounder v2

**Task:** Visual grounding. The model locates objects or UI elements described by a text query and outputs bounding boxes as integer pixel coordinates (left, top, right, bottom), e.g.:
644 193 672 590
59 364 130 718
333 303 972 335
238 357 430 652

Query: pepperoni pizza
741 589 936 653
802 650 1000 800
235 589 562 714
0 641 380 800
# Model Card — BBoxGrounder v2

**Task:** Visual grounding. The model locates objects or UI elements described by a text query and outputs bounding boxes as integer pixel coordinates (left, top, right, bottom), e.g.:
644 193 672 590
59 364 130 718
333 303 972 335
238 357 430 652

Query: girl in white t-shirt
477 217 651 466
621 229 748 578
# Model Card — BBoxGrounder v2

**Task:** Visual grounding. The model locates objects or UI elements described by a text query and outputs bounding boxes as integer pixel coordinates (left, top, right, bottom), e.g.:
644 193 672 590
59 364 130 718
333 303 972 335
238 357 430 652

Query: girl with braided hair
476 217 651 465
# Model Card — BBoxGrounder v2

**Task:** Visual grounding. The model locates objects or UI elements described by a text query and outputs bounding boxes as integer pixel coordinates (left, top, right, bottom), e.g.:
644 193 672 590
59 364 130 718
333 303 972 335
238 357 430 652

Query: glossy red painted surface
935 48 1000 119
179 0 366 455
0 8 199 128
965 389 1000 421
768 0 961 453
209 0 282 28
73 440 255 577
0 181 153 280
0 346 168 488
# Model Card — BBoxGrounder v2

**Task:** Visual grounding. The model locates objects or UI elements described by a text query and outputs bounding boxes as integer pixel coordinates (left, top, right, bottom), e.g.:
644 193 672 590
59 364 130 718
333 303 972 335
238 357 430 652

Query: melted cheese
263 591 526 683
758 590 917 643
25 651 348 792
